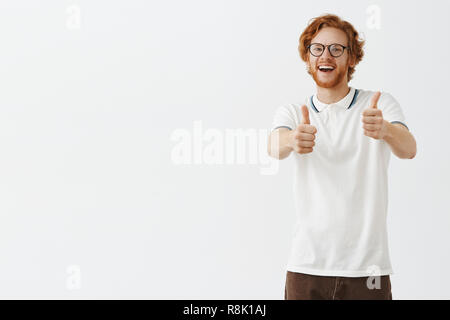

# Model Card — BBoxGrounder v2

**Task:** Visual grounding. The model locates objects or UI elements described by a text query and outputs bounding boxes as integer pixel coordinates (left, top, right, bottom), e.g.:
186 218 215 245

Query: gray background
0 0 448 299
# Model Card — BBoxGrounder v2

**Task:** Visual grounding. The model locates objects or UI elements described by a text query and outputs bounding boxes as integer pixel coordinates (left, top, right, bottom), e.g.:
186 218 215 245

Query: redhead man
267 14 416 300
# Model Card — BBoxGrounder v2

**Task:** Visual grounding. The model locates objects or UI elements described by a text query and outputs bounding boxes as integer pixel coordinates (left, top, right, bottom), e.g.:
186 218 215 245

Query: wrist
285 130 294 150
382 120 394 142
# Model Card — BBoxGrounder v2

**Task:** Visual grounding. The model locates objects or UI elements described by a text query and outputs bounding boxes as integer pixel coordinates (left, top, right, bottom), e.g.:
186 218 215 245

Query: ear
306 56 312 75
348 54 356 68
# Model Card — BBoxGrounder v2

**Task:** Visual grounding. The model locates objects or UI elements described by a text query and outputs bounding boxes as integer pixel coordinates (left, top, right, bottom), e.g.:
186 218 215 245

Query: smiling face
307 27 355 88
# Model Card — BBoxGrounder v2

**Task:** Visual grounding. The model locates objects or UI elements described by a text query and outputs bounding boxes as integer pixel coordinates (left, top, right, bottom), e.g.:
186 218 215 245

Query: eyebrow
310 42 348 46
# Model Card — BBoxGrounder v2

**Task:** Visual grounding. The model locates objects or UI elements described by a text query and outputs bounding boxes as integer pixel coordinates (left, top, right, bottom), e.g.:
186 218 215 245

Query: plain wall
0 0 448 299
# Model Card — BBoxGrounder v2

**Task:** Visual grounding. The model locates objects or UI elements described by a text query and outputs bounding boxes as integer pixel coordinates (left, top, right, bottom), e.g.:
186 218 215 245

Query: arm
362 91 417 160
267 128 294 160
382 121 417 159
268 105 317 160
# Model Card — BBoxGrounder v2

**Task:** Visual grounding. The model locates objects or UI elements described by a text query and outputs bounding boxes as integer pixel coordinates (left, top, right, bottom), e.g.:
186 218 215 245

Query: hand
362 91 389 140
289 105 317 154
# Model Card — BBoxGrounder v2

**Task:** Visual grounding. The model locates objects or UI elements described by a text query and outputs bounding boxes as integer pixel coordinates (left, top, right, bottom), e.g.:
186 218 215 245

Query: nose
321 47 333 59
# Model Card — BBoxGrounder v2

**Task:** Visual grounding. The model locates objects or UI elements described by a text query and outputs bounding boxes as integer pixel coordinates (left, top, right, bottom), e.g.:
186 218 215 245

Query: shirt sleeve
271 104 297 132
379 92 409 131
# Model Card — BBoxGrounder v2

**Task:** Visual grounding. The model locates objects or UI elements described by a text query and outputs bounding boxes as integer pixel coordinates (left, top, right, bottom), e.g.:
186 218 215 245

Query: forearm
383 121 417 159
267 128 293 160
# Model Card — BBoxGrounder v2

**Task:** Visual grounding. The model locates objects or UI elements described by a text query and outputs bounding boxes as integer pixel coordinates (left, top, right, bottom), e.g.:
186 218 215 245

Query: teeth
319 66 334 70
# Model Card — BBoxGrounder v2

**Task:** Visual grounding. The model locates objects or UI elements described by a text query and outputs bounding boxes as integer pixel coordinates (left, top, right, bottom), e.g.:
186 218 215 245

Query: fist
362 91 388 140
290 105 317 154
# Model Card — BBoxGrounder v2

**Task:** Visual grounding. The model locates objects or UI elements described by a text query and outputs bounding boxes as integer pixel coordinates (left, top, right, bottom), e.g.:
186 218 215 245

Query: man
267 14 417 300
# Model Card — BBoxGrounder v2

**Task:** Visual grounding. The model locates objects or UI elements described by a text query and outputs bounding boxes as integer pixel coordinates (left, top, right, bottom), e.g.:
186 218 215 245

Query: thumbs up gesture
289 105 317 154
362 91 388 140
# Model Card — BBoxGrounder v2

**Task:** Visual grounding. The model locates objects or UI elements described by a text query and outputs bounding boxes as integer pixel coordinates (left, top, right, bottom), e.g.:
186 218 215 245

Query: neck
316 80 351 104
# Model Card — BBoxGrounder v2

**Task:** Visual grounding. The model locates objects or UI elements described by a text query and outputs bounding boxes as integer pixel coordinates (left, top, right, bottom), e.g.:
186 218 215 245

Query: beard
309 61 349 88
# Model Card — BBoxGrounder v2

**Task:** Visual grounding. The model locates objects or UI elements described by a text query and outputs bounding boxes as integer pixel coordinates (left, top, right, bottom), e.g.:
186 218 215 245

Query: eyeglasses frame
307 43 350 58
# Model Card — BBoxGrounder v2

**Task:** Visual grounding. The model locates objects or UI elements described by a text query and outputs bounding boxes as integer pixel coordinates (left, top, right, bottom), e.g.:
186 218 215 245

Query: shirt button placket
330 105 337 129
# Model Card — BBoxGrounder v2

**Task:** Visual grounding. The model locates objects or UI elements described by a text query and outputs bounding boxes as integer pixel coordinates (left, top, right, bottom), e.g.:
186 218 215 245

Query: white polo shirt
271 87 408 277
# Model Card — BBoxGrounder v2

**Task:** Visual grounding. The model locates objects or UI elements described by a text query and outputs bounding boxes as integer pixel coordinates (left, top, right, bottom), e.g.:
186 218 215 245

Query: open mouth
318 65 335 73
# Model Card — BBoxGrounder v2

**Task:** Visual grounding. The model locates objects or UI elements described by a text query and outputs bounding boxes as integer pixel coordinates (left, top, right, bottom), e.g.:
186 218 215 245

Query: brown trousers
284 271 392 300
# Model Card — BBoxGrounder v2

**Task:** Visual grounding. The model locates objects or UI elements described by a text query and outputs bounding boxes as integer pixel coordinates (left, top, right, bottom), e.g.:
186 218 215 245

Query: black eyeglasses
307 43 349 57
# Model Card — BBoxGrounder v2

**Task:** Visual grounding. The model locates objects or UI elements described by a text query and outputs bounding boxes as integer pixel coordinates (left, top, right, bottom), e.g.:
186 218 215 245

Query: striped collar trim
310 88 360 113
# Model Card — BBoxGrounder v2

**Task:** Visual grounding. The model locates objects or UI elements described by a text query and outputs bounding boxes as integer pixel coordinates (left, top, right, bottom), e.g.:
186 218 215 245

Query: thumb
301 105 310 124
370 91 381 109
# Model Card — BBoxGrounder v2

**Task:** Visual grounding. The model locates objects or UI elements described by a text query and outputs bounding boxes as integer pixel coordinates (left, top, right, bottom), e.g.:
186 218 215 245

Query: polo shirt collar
310 87 359 113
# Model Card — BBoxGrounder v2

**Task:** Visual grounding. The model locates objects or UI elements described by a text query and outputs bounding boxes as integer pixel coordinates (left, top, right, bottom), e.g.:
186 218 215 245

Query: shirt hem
286 265 394 278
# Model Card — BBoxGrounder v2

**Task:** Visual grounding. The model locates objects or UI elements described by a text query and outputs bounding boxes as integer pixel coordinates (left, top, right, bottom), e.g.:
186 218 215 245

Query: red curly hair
299 14 365 82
